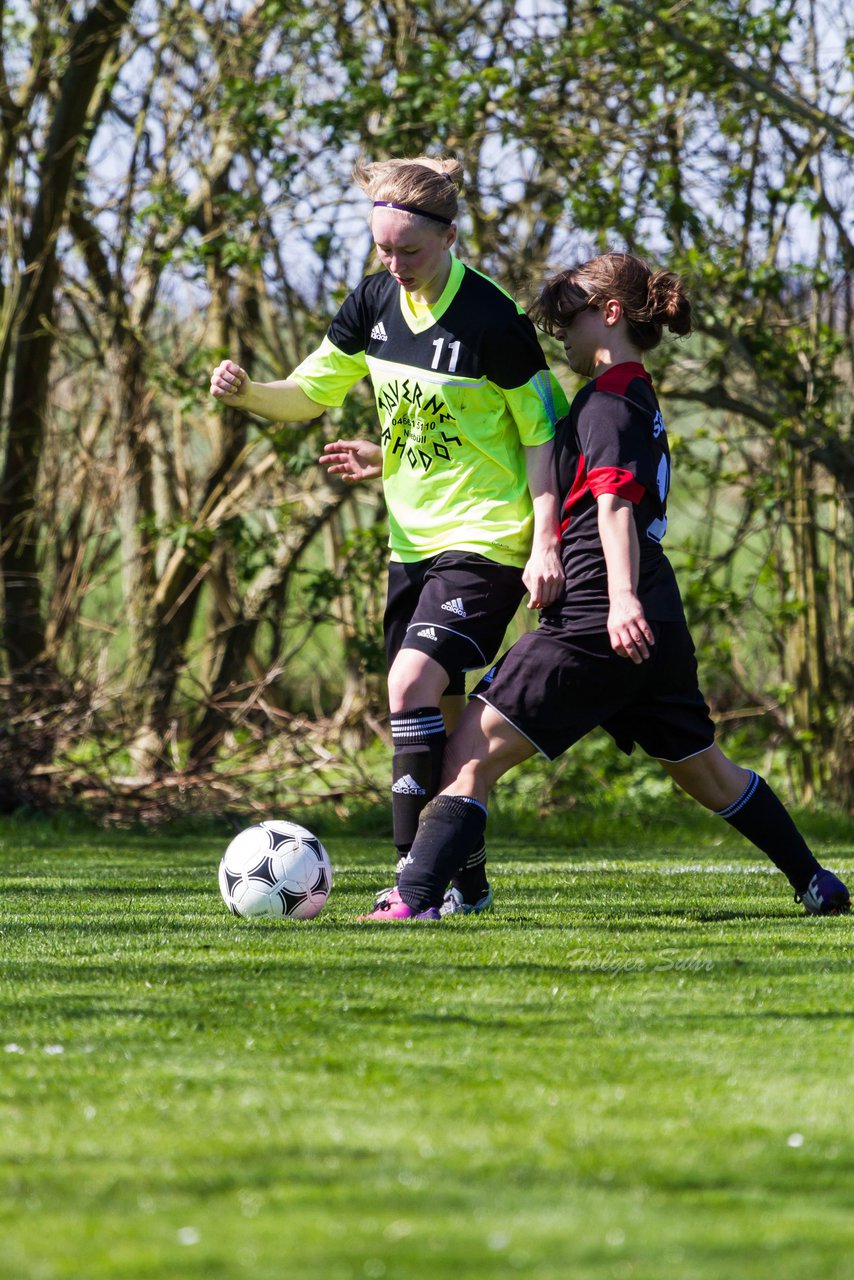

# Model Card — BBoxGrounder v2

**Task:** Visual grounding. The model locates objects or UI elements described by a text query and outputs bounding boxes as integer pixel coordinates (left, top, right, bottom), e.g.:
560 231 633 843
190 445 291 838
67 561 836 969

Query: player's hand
522 541 565 610
607 592 654 663
318 439 382 483
210 359 249 402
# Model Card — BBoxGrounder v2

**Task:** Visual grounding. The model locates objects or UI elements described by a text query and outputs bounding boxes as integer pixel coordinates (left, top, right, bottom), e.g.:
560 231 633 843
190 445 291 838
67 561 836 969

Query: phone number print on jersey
378 377 463 471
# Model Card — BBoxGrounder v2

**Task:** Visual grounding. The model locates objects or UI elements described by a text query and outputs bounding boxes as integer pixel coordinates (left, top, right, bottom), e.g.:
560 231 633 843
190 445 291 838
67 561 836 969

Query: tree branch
613 0 854 149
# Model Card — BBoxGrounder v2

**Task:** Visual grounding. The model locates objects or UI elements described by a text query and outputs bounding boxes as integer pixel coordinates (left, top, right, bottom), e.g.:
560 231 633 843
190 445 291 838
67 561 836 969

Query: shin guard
390 707 446 856
398 795 488 912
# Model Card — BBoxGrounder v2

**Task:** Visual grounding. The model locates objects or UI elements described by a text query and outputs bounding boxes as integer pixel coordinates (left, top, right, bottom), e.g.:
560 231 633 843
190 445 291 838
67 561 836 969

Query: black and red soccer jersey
545 361 684 632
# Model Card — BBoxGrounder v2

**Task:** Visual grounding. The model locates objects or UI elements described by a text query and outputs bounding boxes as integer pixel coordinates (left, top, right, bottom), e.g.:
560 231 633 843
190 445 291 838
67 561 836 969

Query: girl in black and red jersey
362 252 850 921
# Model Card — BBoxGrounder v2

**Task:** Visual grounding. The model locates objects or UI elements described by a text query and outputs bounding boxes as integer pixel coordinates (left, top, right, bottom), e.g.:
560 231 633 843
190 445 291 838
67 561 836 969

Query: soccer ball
218 819 332 920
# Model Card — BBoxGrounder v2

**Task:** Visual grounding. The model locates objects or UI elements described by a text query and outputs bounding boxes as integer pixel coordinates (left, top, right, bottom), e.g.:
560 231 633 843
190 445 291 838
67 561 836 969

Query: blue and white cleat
796 869 851 916
440 884 494 917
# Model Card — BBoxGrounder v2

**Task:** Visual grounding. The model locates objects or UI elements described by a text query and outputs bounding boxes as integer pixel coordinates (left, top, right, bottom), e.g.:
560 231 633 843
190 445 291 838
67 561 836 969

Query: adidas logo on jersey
441 597 467 618
370 322 388 342
417 627 438 641
392 774 426 796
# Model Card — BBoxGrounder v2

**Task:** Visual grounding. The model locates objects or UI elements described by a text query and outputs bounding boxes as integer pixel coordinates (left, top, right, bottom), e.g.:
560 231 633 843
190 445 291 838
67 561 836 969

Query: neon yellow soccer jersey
291 256 568 566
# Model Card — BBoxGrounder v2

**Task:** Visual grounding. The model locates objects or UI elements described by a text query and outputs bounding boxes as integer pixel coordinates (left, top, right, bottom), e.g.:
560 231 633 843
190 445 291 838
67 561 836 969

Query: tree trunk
0 0 131 673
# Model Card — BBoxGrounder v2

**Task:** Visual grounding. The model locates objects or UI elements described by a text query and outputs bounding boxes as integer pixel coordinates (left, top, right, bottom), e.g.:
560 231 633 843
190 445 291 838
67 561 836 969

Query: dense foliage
1 0 851 811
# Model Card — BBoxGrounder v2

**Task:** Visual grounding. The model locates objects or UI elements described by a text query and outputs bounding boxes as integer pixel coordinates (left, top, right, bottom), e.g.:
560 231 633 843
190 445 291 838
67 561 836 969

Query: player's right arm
209 360 326 422
211 284 374 423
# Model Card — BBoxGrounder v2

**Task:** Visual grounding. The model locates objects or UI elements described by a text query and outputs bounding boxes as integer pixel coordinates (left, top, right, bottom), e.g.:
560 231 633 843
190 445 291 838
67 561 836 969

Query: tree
1 0 133 671
0 0 851 810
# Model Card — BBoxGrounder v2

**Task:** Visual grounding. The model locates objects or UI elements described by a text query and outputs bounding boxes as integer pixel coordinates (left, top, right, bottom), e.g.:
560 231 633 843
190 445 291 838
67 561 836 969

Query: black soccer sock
450 843 489 903
716 771 821 893
390 707 446 871
398 794 488 912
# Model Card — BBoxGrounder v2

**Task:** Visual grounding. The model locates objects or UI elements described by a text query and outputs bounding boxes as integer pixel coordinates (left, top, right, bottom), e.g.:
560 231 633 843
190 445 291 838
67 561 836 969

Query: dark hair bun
647 271 693 336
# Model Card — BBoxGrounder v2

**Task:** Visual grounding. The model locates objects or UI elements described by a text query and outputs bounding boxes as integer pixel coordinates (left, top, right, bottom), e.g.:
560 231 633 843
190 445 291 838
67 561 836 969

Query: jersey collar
399 255 465 333
593 362 651 394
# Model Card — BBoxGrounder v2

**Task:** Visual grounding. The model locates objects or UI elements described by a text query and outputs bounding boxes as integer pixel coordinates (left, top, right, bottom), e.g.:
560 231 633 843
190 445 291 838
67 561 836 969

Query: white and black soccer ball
218 820 332 920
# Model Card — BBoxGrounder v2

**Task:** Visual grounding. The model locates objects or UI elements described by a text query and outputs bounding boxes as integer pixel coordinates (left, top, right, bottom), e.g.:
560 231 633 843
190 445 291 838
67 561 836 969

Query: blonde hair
354 156 462 227
532 252 693 351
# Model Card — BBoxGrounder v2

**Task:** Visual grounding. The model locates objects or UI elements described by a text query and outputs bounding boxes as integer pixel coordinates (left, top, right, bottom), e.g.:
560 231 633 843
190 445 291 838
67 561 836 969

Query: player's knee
387 651 448 710
665 749 752 811
386 655 419 706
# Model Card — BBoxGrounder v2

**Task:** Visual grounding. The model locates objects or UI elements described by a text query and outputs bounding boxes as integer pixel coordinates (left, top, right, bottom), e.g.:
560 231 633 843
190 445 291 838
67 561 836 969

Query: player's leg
403 702 538 911
385 655 491 909
387 552 527 910
441 694 466 733
436 693 492 914
386 647 453 882
361 628 610 921
381 562 449 891
361 700 536 919
612 618 848 914
660 745 851 914
654 743 750 810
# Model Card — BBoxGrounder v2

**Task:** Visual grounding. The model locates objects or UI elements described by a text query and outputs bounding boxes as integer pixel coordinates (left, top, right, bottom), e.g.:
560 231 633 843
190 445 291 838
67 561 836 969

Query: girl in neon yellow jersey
210 156 568 910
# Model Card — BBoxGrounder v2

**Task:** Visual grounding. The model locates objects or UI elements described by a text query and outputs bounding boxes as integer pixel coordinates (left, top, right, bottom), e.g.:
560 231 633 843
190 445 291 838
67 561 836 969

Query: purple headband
372 200 453 226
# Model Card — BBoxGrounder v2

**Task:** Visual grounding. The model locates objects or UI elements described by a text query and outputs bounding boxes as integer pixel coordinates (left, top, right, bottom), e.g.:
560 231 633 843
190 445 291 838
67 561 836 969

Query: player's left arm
522 440 564 610
493 318 569 610
596 494 655 664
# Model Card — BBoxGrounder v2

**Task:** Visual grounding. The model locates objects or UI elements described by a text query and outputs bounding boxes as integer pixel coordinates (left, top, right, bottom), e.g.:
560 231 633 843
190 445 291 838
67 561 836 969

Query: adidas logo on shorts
417 627 438 641
392 774 426 796
370 322 388 342
441 597 467 618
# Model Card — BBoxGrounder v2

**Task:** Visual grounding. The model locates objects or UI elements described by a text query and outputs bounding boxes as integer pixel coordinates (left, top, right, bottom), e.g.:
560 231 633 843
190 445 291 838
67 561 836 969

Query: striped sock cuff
430 794 488 820
716 770 759 819
390 707 445 746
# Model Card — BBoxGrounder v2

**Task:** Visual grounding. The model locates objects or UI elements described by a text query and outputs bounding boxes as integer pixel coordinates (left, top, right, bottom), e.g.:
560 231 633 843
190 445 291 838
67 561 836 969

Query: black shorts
472 619 716 761
385 552 527 696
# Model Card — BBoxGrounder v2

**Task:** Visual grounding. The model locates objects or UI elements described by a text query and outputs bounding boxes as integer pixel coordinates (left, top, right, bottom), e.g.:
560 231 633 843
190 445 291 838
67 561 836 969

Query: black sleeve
577 392 657 491
481 308 551 390
326 284 370 357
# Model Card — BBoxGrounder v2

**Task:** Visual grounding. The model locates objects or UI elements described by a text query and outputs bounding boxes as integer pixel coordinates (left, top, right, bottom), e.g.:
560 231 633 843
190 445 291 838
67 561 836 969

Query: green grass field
1 813 852 1279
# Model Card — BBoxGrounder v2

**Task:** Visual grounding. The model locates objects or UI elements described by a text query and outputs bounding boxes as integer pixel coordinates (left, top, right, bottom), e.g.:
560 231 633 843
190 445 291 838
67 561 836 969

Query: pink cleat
358 888 441 923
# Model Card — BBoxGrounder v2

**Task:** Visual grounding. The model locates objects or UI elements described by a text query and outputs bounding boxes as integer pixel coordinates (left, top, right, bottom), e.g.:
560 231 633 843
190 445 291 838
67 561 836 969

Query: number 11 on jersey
431 338 461 373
